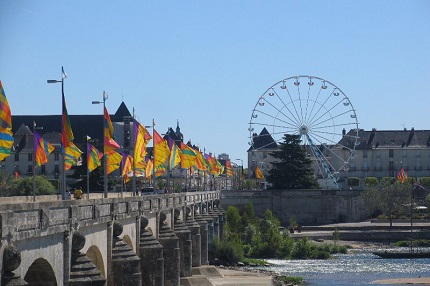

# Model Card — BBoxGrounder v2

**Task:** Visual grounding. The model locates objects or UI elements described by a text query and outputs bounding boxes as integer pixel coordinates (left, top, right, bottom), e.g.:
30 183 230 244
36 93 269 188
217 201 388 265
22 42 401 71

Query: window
27 165 33 174
55 165 59 174
389 149 394 158
41 165 46 174
363 150 367 158
55 153 59 161
28 153 33 161
15 153 19 161
389 161 394 170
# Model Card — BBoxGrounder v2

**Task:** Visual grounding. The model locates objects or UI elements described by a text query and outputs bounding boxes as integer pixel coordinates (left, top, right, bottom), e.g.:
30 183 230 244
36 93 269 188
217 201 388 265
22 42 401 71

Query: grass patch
241 257 272 266
277 275 304 285
394 239 430 247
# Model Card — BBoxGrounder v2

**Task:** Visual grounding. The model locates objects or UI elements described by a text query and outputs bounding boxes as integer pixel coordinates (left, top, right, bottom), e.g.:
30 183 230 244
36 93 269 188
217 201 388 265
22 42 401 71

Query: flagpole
152 119 155 192
86 137 90 199
103 92 108 198
32 121 36 202
132 109 136 196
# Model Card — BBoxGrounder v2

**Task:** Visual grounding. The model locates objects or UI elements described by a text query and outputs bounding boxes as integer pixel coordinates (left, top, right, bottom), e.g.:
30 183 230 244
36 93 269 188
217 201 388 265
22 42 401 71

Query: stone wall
221 189 367 226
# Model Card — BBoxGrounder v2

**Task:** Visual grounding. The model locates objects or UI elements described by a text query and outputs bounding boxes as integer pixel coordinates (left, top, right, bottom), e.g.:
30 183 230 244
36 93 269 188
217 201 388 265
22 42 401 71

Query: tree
68 154 117 193
361 179 412 226
266 134 319 190
7 176 55 196
0 169 14 196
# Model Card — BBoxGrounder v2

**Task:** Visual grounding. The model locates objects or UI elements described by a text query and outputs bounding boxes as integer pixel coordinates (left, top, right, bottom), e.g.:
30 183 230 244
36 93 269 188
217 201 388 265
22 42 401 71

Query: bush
209 239 244 264
364 177 378 187
380 177 396 185
277 276 303 285
419 177 430 188
347 177 360 187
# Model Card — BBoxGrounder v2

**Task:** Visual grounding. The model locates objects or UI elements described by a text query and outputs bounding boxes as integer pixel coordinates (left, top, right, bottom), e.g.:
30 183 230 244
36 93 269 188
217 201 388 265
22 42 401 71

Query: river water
257 248 430 285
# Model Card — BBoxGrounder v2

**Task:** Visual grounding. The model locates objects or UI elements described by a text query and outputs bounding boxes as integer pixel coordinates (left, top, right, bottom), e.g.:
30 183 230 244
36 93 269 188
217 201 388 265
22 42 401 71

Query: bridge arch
86 245 105 277
24 257 57 286
122 235 133 249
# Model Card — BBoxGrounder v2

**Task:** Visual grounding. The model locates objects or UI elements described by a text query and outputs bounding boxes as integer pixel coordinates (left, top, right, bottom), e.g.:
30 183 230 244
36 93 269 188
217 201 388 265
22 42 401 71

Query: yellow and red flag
34 131 55 167
255 166 265 180
180 142 197 169
133 119 152 164
106 150 122 175
0 81 14 160
104 107 120 152
87 143 103 173
153 129 170 172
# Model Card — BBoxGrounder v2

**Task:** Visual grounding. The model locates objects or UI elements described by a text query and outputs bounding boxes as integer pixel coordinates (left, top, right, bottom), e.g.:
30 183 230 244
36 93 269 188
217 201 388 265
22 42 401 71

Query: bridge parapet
0 191 220 243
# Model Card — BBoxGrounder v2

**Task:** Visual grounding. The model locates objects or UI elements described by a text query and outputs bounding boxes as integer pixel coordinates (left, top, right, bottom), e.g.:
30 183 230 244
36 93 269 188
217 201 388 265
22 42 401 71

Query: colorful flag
396 168 407 183
153 129 170 168
62 93 74 149
215 159 224 176
64 142 83 170
134 159 146 177
145 157 153 178
106 150 122 174
0 81 14 160
168 137 181 169
225 160 234 177
180 142 197 169
122 154 133 177
133 119 152 164
34 131 55 167
255 166 265 180
205 153 217 174
154 163 167 177
104 107 120 152
195 150 207 171
87 143 103 173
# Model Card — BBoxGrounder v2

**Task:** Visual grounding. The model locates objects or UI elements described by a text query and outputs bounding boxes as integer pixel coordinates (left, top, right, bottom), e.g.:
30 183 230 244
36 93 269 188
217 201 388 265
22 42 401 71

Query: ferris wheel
249 75 359 188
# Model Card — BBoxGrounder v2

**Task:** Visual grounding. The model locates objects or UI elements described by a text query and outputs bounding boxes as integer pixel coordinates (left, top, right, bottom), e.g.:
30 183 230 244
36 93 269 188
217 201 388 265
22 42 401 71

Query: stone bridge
0 191 224 286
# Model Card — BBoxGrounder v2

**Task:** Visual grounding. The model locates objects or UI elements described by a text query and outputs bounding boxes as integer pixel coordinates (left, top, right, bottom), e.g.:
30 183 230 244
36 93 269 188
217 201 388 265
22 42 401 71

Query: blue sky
1 0 429 165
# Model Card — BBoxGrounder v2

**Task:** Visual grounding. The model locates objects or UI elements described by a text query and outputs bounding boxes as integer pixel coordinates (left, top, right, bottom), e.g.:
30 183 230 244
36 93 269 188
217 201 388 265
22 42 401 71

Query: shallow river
257 248 430 285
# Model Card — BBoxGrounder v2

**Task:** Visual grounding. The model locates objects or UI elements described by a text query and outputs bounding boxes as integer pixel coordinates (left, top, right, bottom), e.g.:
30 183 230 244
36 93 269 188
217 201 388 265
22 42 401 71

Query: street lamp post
47 66 67 200
236 159 243 190
92 91 109 198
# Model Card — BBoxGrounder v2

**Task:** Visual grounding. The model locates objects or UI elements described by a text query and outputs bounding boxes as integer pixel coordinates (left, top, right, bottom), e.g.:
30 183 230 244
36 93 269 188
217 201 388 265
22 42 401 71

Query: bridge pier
193 204 209 265
158 211 180 286
139 216 164 286
173 208 192 277
185 206 201 267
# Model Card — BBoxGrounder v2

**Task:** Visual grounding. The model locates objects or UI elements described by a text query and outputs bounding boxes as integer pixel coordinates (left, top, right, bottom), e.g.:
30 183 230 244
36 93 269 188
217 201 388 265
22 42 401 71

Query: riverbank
204 240 430 286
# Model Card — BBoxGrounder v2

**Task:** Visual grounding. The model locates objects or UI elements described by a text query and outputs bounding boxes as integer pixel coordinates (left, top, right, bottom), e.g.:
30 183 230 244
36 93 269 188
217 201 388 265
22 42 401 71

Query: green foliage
380 177 396 185
7 176 55 196
394 239 430 247
225 206 243 239
278 276 303 285
48 179 61 191
266 134 319 190
0 169 14 196
361 179 412 221
364 177 378 187
243 179 257 190
209 238 244 264
333 227 340 244
419 177 430 188
290 237 313 259
347 177 360 187
68 151 118 193
241 257 271 266
224 204 342 261
289 216 298 228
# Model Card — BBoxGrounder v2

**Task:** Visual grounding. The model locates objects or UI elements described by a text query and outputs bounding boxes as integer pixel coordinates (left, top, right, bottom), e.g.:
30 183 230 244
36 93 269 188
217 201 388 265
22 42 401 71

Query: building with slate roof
1 103 133 190
2 103 229 192
248 127 430 189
